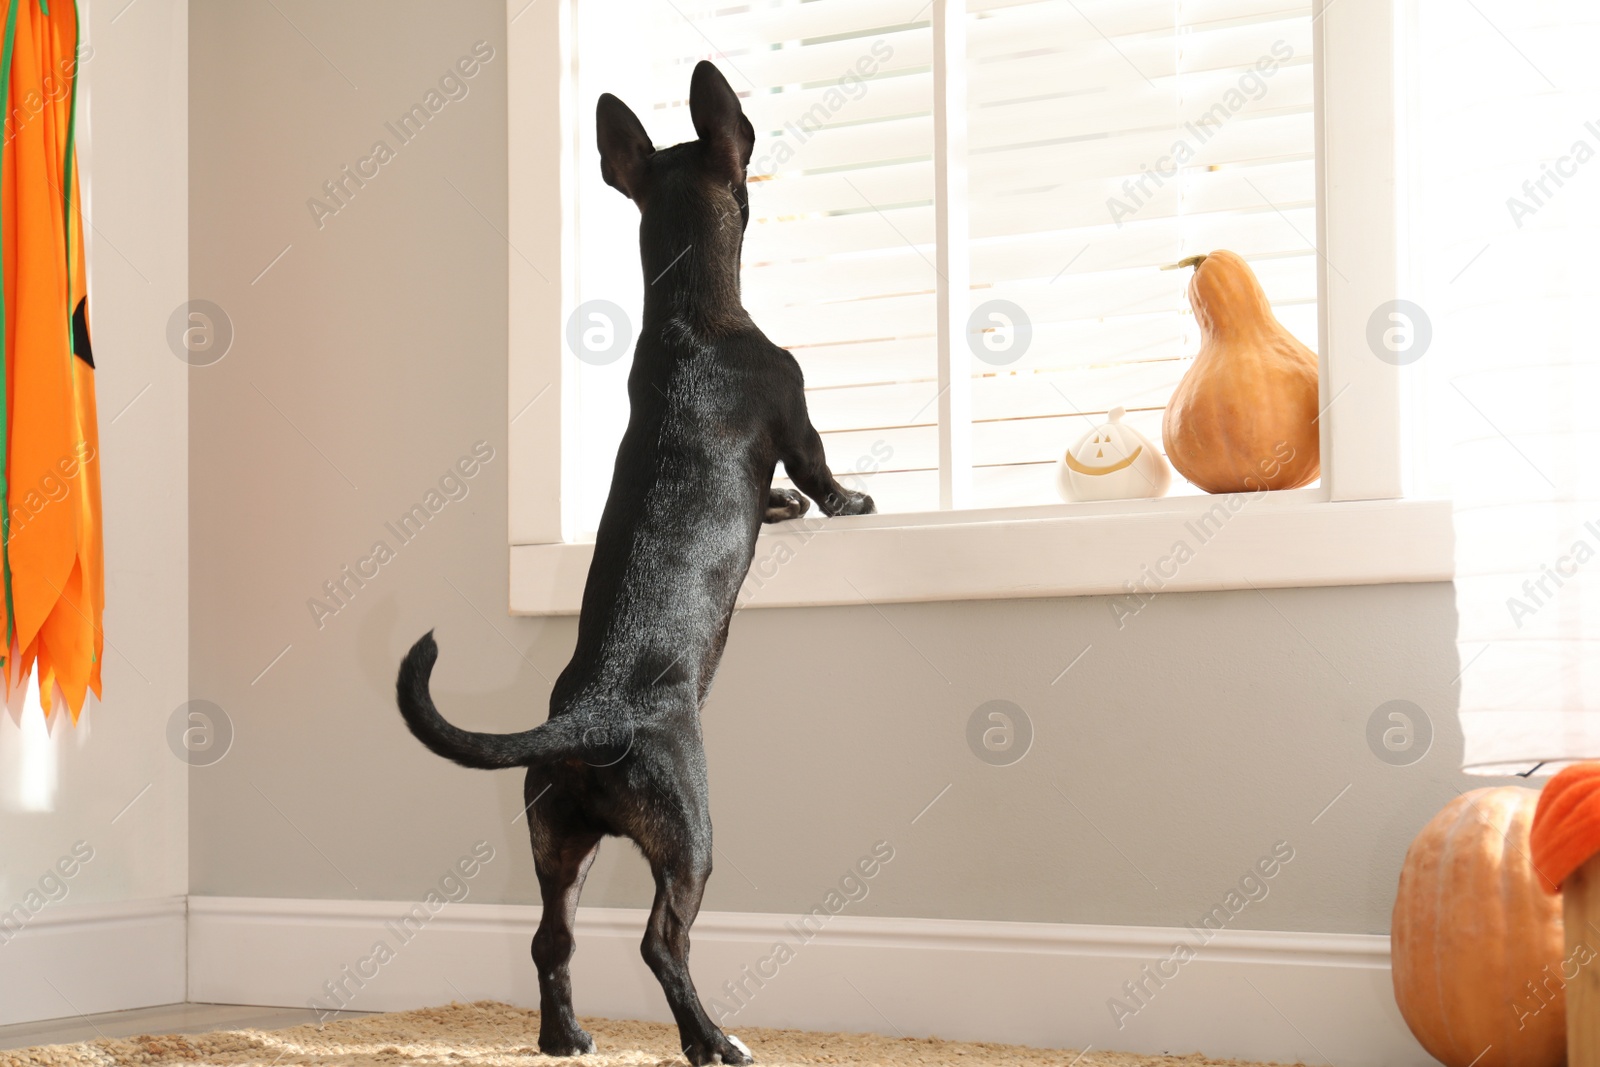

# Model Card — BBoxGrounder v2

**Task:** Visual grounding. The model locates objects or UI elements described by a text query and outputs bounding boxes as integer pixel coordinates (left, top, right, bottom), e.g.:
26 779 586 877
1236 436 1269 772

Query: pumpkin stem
1160 254 1209 272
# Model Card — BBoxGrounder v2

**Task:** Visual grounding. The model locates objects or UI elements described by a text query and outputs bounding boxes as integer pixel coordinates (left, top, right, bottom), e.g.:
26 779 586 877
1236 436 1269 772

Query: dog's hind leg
640 839 753 1065
531 829 603 1056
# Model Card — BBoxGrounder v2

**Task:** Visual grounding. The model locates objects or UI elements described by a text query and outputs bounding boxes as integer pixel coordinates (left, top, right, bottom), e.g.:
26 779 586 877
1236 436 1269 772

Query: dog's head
595 61 755 233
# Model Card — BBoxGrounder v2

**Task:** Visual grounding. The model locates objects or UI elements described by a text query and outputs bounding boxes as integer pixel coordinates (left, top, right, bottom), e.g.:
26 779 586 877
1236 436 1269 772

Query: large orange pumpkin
1390 787 1567 1067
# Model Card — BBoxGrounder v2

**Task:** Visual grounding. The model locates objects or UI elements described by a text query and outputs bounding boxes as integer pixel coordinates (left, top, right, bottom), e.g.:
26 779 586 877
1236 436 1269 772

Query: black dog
397 61 873 1065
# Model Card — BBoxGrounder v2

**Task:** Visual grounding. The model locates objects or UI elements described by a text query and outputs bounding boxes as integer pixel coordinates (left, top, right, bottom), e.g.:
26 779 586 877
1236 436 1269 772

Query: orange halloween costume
1 0 101 723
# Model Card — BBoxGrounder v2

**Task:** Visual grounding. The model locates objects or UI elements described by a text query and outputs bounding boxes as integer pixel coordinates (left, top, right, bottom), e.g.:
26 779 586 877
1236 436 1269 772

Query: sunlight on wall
2 673 57 813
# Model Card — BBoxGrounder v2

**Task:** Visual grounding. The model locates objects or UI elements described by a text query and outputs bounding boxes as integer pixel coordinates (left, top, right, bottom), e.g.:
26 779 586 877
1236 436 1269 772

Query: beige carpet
0 1000 1306 1067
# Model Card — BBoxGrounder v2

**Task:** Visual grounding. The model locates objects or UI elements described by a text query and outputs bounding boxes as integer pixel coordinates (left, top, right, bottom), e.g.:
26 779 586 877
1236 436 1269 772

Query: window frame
506 0 1451 616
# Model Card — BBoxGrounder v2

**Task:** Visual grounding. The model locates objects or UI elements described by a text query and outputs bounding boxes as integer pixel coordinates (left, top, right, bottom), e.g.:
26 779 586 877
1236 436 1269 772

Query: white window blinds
570 0 1318 534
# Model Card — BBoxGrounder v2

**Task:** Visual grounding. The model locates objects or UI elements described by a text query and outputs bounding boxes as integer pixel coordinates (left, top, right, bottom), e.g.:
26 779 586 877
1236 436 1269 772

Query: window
566 0 1319 532
507 0 1450 614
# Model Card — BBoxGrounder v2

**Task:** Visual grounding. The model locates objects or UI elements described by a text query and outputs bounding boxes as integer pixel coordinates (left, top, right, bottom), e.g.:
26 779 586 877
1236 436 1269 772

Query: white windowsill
508 494 1453 616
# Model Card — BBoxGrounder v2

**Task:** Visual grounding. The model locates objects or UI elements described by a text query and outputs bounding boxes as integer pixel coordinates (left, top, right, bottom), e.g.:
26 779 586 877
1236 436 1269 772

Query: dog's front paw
683 1031 753 1065
764 488 810 523
822 490 875 517
538 1025 596 1057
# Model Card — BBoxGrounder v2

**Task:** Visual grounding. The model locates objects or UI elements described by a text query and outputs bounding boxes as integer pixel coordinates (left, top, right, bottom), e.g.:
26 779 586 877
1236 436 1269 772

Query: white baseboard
189 896 1430 1066
0 896 186 1026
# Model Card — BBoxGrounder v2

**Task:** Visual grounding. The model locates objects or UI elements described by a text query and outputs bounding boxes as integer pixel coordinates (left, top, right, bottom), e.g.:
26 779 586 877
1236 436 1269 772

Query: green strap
0 0 20 655
62 0 82 666
62 1 76 307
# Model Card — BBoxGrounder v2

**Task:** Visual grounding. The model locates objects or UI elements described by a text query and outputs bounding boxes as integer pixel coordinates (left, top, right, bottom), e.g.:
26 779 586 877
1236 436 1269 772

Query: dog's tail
396 631 582 770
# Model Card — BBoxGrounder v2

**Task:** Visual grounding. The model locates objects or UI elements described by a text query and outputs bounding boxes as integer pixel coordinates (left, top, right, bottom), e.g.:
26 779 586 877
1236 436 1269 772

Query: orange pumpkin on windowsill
1161 251 1321 493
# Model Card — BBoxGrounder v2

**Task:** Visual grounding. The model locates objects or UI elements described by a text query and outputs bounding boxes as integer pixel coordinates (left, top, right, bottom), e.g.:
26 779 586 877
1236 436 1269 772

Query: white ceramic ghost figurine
1055 406 1171 502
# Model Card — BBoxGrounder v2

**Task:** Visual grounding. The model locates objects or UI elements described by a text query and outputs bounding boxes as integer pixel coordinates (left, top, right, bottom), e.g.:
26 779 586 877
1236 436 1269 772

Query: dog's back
555 323 793 708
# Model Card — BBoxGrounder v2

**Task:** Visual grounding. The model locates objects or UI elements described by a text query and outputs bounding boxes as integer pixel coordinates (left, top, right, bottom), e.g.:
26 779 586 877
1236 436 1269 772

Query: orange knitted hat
1530 762 1600 893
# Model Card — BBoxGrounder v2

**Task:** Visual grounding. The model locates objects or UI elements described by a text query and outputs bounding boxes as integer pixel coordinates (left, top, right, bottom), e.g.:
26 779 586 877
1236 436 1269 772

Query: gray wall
189 0 1508 936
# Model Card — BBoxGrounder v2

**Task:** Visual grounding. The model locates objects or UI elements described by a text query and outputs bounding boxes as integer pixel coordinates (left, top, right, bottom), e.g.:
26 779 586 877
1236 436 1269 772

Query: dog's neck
637 194 749 332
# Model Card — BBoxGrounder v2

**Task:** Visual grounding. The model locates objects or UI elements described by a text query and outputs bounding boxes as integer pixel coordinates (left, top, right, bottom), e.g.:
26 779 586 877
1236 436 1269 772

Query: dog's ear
689 61 754 181
597 93 654 201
